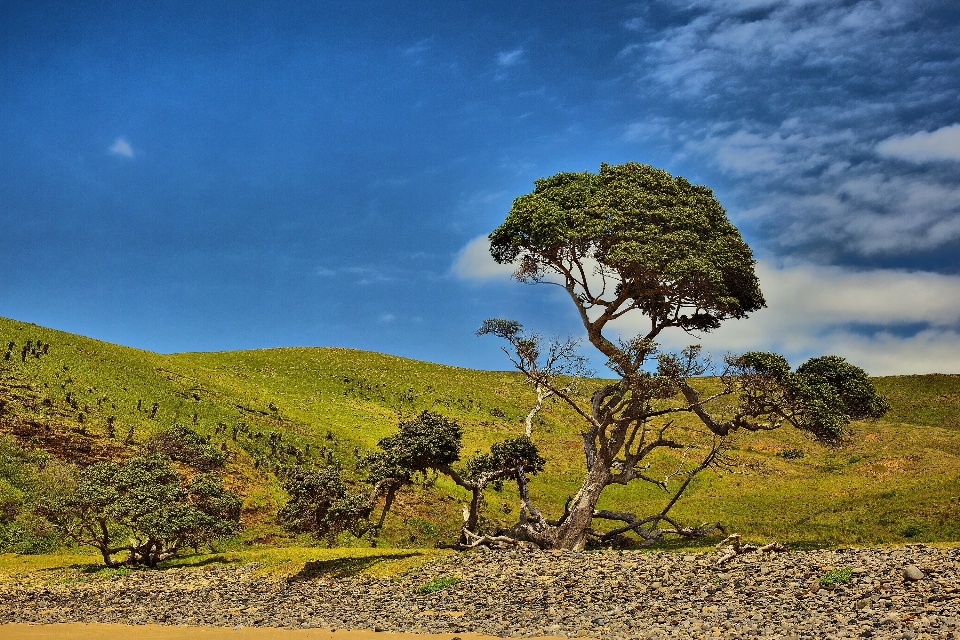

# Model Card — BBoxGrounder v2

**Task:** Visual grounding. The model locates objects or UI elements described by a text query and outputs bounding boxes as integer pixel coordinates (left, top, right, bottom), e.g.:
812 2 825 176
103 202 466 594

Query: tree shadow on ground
290 552 424 581
159 554 235 569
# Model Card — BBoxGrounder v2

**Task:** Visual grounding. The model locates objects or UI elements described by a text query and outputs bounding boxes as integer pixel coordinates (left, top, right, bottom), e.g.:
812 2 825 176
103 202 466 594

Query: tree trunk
463 487 483 536
527 461 610 550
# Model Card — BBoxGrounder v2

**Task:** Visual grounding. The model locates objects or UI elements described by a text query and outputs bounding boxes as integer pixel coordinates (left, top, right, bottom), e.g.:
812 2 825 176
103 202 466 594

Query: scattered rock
903 565 926 581
1 546 958 639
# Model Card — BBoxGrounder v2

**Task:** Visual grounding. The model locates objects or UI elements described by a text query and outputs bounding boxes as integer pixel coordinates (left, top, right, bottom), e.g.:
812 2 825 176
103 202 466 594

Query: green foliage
733 352 889 441
0 435 72 553
465 435 545 489
143 423 226 471
367 411 463 484
796 356 891 420
44 454 241 566
418 575 461 593
278 466 371 547
819 567 854 586
489 162 765 332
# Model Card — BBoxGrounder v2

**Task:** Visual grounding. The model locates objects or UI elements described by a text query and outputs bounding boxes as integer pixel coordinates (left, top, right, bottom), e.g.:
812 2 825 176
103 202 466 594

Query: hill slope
2 315 959 549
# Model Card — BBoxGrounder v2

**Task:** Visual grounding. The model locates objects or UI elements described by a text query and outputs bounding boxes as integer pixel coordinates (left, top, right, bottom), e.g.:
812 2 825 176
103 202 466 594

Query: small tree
367 410 546 545
278 466 375 547
278 411 546 547
478 162 888 550
43 454 241 567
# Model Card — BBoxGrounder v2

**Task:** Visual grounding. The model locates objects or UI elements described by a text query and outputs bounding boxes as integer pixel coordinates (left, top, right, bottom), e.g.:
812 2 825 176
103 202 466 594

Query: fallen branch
715 533 788 565
454 527 521 550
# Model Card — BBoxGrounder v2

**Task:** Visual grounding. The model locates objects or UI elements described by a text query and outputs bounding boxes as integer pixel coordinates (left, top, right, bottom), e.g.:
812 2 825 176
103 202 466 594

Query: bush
0 435 75 553
278 466 371 547
419 575 461 593
143 424 225 471
0 513 59 554
819 567 854 586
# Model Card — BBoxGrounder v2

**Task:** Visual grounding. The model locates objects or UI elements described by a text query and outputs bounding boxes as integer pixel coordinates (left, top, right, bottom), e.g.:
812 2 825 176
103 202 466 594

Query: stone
903 566 926 581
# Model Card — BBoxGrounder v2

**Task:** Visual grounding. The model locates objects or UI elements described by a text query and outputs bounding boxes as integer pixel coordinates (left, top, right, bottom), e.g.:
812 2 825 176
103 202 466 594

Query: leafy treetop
489 162 765 354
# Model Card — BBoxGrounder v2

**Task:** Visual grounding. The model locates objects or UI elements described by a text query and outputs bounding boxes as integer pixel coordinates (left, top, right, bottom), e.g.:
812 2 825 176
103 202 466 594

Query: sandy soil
1 624 577 640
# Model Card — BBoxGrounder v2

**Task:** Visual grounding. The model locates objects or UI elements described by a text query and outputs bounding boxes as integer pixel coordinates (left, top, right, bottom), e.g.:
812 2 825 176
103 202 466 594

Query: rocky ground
2 544 959 639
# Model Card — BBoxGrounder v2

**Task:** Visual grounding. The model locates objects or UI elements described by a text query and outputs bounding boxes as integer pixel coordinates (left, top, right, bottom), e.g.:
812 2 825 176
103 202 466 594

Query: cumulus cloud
877 124 960 163
451 235 516 280
453 231 960 373
496 49 524 67
617 261 960 375
109 137 134 158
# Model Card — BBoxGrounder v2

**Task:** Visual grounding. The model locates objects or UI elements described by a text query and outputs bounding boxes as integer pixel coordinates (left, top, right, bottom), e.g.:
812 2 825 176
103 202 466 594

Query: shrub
0 435 74 554
819 568 854 586
419 575 461 593
143 424 225 471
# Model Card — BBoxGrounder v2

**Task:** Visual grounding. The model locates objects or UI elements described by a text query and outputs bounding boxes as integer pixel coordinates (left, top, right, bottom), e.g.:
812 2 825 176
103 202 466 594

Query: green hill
1 314 959 551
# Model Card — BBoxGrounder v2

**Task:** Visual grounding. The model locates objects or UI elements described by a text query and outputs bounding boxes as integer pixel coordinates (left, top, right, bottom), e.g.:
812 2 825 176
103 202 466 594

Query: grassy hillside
1 314 959 551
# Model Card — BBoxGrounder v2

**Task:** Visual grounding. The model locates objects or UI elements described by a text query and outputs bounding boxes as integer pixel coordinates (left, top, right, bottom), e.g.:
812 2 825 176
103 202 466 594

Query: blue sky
2 0 959 375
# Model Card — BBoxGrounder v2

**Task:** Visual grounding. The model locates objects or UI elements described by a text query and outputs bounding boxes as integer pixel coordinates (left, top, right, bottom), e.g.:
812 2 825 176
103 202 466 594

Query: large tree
480 162 888 550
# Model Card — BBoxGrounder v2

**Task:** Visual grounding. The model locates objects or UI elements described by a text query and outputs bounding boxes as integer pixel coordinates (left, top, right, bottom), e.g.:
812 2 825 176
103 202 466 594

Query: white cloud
379 314 396 323
497 49 524 67
109 137 134 158
667 119 960 256
612 260 960 375
753 173 960 255
451 235 517 280
700 126 854 177
876 124 960 163
453 233 960 373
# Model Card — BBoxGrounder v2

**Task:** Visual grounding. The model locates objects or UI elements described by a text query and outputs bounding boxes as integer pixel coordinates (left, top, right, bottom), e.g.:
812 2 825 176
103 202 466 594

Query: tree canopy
489 162 765 344
43 454 241 566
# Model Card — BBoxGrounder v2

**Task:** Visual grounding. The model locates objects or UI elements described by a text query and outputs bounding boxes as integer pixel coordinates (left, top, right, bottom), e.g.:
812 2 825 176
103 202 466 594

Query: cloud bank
453 235 960 375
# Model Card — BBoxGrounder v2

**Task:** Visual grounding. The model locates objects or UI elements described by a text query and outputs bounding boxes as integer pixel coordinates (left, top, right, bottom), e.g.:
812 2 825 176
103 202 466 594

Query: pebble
1 545 958 639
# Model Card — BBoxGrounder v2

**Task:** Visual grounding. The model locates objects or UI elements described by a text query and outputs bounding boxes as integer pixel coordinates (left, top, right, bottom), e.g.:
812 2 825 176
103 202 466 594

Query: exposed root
453 527 521 550
715 533 789 565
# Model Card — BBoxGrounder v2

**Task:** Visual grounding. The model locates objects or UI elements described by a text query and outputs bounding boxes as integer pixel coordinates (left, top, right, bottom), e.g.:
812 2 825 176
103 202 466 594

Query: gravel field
2 545 958 639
